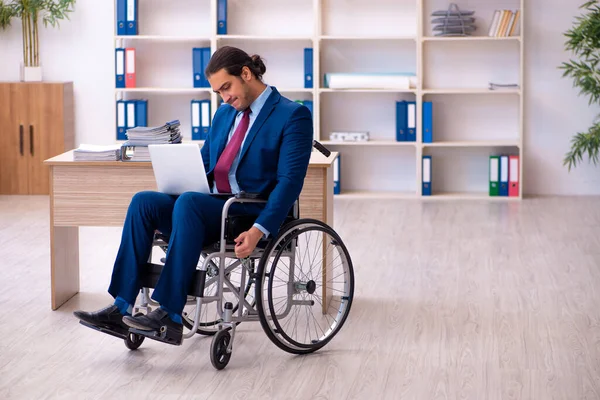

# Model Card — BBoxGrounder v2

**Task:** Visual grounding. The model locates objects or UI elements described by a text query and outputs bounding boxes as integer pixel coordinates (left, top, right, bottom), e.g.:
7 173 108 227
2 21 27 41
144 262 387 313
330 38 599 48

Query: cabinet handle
19 125 24 156
30 125 34 156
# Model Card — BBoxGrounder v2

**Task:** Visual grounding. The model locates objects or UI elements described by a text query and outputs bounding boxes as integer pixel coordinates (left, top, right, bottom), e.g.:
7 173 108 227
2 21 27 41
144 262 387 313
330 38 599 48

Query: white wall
0 0 598 195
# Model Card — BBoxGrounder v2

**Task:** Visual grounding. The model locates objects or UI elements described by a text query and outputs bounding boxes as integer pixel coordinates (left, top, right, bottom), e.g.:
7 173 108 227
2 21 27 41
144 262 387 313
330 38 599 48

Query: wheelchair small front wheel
255 218 354 355
124 313 145 350
210 329 232 370
124 332 145 350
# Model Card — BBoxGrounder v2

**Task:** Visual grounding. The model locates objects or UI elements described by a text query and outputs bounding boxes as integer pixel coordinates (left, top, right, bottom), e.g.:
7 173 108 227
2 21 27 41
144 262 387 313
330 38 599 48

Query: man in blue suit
74 46 314 345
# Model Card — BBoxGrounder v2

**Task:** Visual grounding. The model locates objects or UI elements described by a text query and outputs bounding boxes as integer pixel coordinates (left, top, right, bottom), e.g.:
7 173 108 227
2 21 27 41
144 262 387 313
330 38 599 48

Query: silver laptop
148 144 211 195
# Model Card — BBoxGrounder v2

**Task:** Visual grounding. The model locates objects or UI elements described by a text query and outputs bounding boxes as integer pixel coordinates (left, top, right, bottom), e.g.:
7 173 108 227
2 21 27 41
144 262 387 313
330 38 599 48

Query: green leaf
564 121 600 171
560 2 600 169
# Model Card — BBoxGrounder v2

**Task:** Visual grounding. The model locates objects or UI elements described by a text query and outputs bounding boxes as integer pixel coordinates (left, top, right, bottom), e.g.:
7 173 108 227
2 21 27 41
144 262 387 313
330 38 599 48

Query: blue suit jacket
200 87 313 236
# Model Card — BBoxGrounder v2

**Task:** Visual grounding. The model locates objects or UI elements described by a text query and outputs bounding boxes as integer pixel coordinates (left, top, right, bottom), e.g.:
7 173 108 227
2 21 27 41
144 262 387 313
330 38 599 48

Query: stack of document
73 144 121 161
323 73 417 90
121 120 182 162
121 145 150 162
125 120 183 146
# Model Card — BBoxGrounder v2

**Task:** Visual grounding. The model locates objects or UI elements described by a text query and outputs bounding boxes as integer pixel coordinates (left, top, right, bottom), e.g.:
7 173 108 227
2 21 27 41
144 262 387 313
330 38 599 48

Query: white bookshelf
113 0 524 200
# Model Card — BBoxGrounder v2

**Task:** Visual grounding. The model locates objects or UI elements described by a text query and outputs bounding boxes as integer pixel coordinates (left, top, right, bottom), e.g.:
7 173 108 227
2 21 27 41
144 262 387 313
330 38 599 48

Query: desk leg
51 226 80 310
297 163 335 315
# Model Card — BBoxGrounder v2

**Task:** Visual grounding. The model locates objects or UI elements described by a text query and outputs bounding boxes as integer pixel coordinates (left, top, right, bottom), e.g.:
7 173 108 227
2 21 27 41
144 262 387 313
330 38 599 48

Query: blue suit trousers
107 191 262 315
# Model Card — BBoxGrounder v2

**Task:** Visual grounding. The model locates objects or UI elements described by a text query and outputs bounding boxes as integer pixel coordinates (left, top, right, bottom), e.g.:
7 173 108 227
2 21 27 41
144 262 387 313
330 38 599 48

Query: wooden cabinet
0 82 74 194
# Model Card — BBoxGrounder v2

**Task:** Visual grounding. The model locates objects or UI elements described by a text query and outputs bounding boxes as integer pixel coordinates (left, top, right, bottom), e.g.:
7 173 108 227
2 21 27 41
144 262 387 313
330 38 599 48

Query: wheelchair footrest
128 327 182 346
79 320 128 341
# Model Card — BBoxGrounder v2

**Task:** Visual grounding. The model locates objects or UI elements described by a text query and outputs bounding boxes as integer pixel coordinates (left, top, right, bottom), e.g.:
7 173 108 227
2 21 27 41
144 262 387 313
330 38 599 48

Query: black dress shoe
123 308 183 345
73 304 129 335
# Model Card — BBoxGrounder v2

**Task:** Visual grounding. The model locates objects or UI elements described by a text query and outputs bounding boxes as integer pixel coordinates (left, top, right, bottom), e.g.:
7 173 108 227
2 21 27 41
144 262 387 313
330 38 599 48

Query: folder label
510 158 518 182
126 49 135 74
127 101 136 128
407 101 416 142
126 0 135 23
201 101 210 128
192 102 200 127
407 103 416 130
126 0 137 35
115 48 125 88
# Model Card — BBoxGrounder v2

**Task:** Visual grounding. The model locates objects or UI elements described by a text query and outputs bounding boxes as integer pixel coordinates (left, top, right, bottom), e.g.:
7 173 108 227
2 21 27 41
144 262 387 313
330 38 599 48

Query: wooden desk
44 150 337 310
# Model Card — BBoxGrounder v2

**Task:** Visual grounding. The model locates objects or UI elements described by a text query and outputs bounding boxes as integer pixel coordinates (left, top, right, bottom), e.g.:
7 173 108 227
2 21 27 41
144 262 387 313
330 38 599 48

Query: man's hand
234 226 263 259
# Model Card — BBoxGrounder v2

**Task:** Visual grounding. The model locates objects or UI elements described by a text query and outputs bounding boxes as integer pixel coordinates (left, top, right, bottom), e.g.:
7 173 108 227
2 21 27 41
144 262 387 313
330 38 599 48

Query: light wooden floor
2 195 600 399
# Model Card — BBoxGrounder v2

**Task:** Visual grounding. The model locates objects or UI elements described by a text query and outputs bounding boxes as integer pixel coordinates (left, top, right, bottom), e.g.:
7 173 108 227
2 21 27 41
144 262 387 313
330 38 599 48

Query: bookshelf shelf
216 35 313 41
321 140 417 147
423 192 521 201
319 35 417 41
422 88 520 95
112 0 524 201
423 141 520 148
115 35 211 42
275 88 314 93
116 88 212 93
336 191 417 200
319 88 417 94
422 36 520 42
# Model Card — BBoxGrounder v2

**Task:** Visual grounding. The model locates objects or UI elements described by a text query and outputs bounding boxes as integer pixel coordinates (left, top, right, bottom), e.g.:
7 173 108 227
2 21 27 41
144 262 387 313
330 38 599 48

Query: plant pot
20 63 42 82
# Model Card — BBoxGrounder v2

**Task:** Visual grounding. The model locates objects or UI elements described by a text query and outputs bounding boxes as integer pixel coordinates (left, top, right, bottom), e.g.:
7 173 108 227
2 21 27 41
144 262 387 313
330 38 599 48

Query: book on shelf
489 154 519 196
116 99 147 140
396 101 416 142
116 0 139 36
488 9 520 37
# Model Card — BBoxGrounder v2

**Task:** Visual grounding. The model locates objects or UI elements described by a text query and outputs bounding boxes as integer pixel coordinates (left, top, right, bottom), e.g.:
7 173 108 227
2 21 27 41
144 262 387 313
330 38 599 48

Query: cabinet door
0 84 29 194
27 83 66 195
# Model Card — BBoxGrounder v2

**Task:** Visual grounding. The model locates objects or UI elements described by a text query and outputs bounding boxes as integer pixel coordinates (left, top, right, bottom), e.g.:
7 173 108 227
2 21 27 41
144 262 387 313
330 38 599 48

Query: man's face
208 67 252 111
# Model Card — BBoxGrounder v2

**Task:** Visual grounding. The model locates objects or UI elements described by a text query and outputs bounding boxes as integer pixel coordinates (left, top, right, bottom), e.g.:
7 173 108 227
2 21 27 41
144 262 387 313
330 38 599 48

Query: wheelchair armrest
235 191 267 201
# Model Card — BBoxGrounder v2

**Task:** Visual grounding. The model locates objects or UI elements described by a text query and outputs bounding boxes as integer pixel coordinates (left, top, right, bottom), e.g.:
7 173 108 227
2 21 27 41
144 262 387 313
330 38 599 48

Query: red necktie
214 108 251 193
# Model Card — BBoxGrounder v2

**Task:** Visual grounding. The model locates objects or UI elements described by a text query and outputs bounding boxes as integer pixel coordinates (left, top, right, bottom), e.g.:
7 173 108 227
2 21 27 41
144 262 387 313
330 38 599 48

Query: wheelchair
119 142 354 370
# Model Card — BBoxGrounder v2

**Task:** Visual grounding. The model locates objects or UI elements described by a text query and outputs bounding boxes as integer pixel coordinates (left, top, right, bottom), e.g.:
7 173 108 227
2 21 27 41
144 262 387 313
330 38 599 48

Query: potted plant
561 0 600 170
0 0 76 82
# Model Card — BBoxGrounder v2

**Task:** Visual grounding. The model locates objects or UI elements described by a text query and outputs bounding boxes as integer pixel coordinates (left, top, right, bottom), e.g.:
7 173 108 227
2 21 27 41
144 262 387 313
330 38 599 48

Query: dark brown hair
205 46 266 81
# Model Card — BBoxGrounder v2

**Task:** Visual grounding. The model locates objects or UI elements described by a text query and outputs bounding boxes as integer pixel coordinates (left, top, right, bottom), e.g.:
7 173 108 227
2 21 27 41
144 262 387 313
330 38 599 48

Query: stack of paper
121 145 151 162
73 144 121 161
125 120 183 146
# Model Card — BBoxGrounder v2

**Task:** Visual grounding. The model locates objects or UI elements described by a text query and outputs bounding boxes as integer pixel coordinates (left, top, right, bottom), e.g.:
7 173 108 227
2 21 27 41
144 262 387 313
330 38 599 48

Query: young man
73 45 314 345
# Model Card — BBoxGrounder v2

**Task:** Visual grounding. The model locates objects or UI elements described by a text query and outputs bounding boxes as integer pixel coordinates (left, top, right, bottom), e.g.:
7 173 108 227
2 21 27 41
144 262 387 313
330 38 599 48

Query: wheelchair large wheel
255 218 354 354
182 256 256 336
